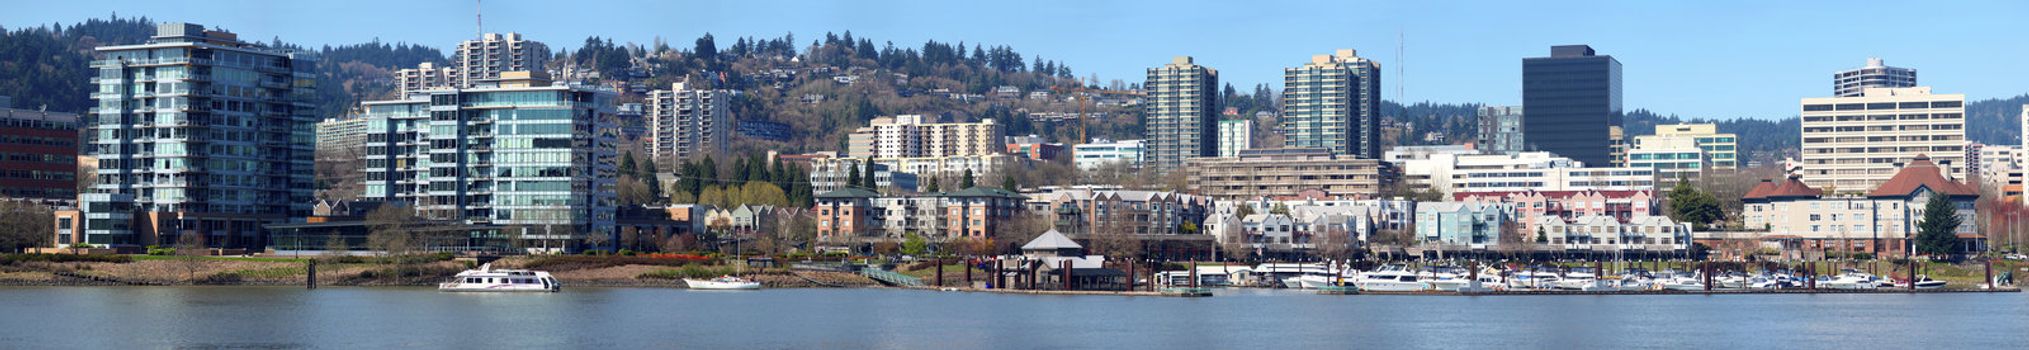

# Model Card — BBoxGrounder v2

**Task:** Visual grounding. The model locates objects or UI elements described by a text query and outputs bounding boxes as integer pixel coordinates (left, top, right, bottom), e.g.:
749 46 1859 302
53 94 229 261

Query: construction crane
1050 79 1145 143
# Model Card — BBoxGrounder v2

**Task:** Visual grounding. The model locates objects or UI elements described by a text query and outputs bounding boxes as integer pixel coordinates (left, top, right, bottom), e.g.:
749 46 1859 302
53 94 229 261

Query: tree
1915 194 1964 258
365 205 419 258
860 158 876 188
925 175 941 193
845 161 863 191
700 186 732 208
0 199 53 252
1668 179 1724 228
960 169 976 189
1001 174 1018 192
176 231 208 282
1535 226 1549 244
901 233 928 256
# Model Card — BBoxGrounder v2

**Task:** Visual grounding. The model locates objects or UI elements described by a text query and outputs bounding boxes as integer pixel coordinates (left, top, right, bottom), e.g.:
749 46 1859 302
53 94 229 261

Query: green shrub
0 254 134 265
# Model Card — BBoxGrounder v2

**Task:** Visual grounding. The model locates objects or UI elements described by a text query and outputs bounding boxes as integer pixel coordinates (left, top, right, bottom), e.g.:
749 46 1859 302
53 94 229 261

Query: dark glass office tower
1522 45 1622 166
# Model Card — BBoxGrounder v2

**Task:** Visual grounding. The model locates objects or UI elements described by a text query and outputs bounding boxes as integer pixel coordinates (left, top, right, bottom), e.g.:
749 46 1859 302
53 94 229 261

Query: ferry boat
439 264 560 292
685 275 763 290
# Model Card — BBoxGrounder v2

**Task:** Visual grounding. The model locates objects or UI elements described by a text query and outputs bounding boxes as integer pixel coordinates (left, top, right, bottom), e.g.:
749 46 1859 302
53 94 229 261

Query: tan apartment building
647 81 731 163
1798 86 1966 193
1145 56 1219 171
1184 148 1389 200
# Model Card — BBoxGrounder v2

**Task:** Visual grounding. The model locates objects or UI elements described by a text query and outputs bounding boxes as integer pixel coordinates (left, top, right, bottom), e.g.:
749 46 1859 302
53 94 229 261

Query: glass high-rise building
359 71 618 249
1282 49 1382 158
1144 56 1219 172
82 23 318 248
1522 45 1622 167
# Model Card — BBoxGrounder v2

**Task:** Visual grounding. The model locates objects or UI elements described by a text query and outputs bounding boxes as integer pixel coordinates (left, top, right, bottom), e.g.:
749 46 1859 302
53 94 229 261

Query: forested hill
0 16 446 117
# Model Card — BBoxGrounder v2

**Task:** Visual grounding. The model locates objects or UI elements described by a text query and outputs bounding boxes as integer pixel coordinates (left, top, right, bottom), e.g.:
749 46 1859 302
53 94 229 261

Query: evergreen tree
700 156 719 188
1915 194 1964 258
620 152 638 177
1535 227 1548 244
846 161 863 191
1667 179 1724 228
926 176 941 193
860 158 876 188
676 160 700 197
960 169 976 189
1002 174 1017 192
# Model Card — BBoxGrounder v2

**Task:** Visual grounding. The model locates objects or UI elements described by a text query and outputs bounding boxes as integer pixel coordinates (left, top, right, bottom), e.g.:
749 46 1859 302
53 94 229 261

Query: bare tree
365 205 418 258
176 231 207 283
0 199 54 252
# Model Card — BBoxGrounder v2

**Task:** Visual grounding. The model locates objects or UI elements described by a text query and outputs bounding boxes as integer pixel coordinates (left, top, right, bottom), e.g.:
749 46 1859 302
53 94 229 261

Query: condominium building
1626 135 1705 180
845 115 1003 159
1217 118 1253 157
1833 58 1916 98
1453 189 1657 238
1024 186 1211 236
1628 123 1737 174
314 116 370 200
1741 156 1977 258
395 62 457 96
807 157 919 193
1970 144 2021 204
1144 56 1219 171
1390 150 1656 196
1281 49 1382 158
647 82 731 163
82 23 318 248
1073 139 1145 170
1414 200 1514 247
359 71 618 247
1475 105 1524 154
1183 148 1390 200
0 106 79 205
813 186 1026 242
455 33 551 87
315 117 369 157
1798 86 1966 193
1522 45 1622 166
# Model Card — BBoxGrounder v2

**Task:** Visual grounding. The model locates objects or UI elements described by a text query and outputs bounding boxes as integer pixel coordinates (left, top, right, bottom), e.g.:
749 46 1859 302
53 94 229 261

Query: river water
1 286 2024 349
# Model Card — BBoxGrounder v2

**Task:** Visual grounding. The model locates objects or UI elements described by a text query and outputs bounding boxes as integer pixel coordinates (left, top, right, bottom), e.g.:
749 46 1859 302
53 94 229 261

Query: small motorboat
1905 275 1947 290
685 275 763 290
439 263 560 292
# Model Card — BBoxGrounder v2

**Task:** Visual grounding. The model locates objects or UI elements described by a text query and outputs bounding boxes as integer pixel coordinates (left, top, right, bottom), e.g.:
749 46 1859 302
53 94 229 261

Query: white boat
1821 269 1880 290
439 263 560 292
685 275 763 290
1554 268 1602 290
1354 272 1428 292
1714 272 1751 290
1902 275 1947 290
1417 266 1470 292
1507 270 1561 290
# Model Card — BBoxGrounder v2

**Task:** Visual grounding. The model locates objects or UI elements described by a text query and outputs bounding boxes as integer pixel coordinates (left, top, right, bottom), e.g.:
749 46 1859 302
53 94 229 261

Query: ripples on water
1 286 2024 349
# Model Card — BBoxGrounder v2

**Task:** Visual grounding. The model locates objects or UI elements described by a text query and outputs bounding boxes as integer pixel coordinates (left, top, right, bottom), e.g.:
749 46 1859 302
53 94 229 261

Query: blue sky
8 0 2026 119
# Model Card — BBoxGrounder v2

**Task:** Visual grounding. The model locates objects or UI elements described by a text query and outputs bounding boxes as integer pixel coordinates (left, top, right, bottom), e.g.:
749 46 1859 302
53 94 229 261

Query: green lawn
130 255 308 263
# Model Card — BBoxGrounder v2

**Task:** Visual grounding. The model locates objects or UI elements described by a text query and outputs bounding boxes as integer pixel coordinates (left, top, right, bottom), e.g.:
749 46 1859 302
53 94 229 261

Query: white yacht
685 275 763 290
1354 265 1429 292
1555 267 1614 291
1418 266 1470 292
1661 273 1706 291
439 263 560 292
1507 270 1561 290
1820 269 1879 290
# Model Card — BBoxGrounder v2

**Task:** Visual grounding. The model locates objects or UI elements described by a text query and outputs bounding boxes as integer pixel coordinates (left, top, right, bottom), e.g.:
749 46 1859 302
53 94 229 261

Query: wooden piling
1189 261 1199 288
1985 259 1994 288
1125 260 1135 292
306 259 317 289
1063 259 1074 291
936 259 945 287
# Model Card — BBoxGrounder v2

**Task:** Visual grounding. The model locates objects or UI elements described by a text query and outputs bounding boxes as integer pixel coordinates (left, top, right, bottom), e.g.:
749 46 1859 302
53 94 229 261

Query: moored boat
685 275 764 290
439 263 560 292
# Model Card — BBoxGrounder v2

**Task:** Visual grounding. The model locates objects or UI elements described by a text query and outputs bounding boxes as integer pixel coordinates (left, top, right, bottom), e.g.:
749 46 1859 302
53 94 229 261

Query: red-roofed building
1742 155 1980 258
